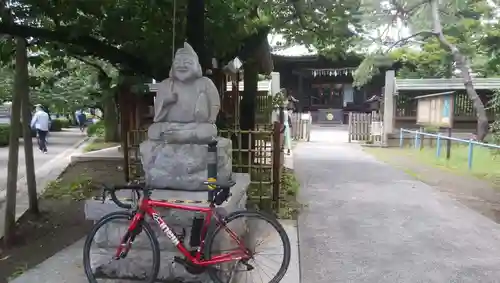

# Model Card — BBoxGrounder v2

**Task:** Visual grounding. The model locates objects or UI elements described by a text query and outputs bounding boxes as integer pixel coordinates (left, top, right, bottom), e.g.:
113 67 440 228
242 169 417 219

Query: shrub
0 124 9 146
50 119 64 132
87 120 104 137
57 118 71 128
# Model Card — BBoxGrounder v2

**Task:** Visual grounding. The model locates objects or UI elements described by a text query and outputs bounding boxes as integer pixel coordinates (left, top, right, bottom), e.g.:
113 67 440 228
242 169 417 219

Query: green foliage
490 90 500 146
354 0 493 85
0 124 9 146
56 118 71 128
43 176 94 201
87 121 104 137
49 119 65 132
353 55 378 87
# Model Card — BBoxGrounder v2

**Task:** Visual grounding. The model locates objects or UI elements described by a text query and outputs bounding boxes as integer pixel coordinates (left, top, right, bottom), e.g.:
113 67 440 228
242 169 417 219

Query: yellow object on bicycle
207 177 217 190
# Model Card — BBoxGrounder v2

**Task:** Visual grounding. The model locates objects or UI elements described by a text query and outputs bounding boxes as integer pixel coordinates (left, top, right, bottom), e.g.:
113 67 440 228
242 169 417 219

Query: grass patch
245 167 302 219
365 144 500 187
278 168 301 219
83 138 120 152
43 176 95 201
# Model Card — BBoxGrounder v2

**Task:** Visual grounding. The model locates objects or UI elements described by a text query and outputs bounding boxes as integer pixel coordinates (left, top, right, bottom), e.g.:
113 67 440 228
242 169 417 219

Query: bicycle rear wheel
205 210 291 283
83 211 160 283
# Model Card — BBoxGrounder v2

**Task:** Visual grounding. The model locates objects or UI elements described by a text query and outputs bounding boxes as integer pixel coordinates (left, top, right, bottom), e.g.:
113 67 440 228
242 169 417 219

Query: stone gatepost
383 69 396 145
85 42 249 282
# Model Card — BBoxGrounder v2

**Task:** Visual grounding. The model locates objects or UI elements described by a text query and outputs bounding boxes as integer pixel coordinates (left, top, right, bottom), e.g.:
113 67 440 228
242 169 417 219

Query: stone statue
140 42 232 190
150 42 221 144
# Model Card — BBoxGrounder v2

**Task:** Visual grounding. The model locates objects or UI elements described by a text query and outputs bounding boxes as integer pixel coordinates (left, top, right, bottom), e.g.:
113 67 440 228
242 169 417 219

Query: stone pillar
383 69 395 145
271 71 280 96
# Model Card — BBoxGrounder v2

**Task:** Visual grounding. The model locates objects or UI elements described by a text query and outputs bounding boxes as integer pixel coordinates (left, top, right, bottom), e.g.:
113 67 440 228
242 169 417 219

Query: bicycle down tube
123 197 250 266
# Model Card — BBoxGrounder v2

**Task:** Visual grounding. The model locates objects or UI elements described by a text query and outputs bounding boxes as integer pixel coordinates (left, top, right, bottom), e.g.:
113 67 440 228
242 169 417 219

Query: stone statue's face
173 54 197 81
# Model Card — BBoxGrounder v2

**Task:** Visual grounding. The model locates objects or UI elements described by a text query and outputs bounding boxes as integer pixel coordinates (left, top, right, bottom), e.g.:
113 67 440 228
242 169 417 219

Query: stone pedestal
140 137 232 190
85 173 250 282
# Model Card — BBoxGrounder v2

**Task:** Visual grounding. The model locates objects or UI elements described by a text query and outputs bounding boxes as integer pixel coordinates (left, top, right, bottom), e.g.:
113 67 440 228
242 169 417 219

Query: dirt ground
0 160 125 282
365 147 500 224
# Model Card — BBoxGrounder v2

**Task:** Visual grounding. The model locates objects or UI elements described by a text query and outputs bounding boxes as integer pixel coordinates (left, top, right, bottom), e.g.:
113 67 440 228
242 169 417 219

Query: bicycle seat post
207 140 218 202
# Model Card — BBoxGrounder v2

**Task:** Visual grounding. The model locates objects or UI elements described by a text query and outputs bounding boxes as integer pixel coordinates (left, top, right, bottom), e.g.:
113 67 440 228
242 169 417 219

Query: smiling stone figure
151 42 220 144
140 42 231 191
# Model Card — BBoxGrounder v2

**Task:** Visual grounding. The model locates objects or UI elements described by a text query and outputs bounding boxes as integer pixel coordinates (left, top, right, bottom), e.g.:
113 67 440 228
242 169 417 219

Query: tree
353 0 493 141
19 37 37 215
266 0 363 58
3 37 24 244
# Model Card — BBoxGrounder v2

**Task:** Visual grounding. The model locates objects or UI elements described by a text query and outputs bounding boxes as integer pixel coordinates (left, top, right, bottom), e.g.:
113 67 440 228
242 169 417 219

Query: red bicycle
83 181 291 283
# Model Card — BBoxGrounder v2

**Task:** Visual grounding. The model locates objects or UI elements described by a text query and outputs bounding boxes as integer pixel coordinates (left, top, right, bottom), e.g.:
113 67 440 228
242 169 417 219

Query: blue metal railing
399 128 500 170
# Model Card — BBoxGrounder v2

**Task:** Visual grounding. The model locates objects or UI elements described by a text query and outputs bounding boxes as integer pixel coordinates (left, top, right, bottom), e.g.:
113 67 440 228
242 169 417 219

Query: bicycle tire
83 211 160 283
204 210 291 283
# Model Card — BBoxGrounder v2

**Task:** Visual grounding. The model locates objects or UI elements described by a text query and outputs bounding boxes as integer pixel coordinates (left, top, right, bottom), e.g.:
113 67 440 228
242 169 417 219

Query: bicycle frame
118 195 250 266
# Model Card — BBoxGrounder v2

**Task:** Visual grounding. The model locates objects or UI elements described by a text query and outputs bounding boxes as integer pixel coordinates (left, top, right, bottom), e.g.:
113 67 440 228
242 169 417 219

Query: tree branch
70 55 109 78
0 22 161 79
387 30 436 51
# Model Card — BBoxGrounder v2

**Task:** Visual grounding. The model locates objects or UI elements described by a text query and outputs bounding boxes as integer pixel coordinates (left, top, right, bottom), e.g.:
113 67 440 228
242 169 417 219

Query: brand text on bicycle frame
152 213 180 245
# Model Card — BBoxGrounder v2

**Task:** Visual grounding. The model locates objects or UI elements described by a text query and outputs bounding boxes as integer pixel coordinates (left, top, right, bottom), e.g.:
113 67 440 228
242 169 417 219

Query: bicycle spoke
205 211 291 283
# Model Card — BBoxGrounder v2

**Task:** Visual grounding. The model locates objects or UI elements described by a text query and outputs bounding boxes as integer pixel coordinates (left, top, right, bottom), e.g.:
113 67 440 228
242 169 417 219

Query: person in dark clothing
285 89 299 112
77 112 87 132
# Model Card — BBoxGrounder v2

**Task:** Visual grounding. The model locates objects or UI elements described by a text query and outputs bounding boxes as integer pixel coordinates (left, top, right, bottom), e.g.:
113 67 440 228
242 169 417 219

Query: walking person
30 104 50 153
279 89 295 155
76 111 87 133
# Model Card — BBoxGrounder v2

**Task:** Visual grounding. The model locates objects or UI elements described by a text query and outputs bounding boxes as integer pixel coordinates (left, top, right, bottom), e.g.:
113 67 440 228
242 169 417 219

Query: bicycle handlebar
100 180 236 209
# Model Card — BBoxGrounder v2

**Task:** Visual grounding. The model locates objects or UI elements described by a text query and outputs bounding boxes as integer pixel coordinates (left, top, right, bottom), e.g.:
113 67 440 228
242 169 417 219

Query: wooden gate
348 111 382 143
290 112 312 141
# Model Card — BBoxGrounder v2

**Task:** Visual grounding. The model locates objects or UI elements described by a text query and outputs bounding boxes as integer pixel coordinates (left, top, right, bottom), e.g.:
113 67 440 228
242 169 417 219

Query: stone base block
85 173 250 280
89 249 212 282
139 137 232 190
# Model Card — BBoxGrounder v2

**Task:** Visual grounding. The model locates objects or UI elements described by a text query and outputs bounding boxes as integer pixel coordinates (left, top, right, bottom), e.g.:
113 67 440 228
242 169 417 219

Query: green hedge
87 121 104 137
50 118 70 132
0 125 9 146
0 124 37 147
57 118 71 129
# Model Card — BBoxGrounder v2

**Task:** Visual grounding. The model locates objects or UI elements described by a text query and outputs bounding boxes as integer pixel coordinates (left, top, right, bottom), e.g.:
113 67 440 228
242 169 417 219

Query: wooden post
348 112 352 143
446 127 452 159
272 120 282 210
419 127 424 150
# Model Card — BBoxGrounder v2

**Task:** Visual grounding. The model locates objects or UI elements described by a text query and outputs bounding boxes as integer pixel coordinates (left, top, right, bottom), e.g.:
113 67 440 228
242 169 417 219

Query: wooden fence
126 122 285 212
348 111 383 143
290 112 312 141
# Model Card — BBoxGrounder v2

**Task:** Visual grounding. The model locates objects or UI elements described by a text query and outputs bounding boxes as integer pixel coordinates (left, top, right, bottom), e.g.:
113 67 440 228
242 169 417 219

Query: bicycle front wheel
83 211 160 283
205 210 291 283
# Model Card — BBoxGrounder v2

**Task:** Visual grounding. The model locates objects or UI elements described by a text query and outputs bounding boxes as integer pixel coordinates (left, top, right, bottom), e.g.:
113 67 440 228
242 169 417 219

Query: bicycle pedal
173 256 205 275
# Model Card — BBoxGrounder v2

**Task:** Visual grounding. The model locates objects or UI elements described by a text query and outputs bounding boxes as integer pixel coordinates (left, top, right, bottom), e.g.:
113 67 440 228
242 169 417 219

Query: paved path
295 125 500 283
0 128 86 199
0 128 88 238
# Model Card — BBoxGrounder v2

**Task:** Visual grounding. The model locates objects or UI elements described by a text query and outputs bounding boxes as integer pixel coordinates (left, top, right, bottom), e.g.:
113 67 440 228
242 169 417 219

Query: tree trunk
103 91 119 142
430 0 489 140
3 38 24 245
19 38 38 214
186 0 206 71
239 59 258 170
